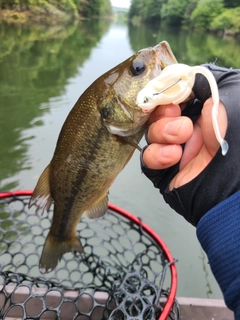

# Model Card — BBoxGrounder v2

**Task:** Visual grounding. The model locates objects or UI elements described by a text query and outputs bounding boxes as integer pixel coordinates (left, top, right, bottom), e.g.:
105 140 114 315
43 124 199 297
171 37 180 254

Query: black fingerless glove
141 64 240 226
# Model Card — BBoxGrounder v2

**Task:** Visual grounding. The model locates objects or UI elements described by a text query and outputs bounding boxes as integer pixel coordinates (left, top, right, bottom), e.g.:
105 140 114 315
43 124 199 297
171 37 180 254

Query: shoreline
0 8 78 25
1 8 239 40
0 8 114 25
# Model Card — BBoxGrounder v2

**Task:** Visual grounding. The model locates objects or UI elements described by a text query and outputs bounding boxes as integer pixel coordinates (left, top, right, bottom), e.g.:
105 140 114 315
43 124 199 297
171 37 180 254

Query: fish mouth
154 41 178 68
135 41 178 111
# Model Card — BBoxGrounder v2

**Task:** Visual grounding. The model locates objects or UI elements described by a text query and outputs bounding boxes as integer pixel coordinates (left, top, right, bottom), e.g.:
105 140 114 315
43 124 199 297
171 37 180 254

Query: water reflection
0 20 111 191
128 22 240 67
1 21 239 191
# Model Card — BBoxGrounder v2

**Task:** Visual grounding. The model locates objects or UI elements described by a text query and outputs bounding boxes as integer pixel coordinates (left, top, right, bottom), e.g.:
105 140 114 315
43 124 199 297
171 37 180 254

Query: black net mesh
0 192 180 320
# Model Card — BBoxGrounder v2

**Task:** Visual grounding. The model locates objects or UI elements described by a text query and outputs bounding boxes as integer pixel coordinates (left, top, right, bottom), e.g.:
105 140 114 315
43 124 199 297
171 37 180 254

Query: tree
161 0 187 25
182 0 198 25
129 0 147 20
190 0 224 29
211 7 240 33
0 0 112 17
129 0 167 23
223 0 240 8
144 0 165 22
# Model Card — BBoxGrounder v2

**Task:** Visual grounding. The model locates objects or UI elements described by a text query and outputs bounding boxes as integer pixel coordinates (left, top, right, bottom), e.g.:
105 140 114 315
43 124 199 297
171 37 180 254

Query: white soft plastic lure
136 63 228 155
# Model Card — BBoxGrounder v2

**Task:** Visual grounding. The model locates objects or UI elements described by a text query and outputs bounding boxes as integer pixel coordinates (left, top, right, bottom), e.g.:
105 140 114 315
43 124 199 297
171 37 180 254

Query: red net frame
0 190 178 320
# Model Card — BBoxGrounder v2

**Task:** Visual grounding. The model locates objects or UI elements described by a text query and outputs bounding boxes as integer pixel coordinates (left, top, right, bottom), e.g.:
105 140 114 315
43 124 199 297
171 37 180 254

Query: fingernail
159 145 175 158
165 119 183 136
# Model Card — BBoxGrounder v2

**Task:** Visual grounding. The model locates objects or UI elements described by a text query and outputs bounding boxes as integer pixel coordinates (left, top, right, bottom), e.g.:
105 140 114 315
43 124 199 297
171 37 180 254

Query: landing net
0 190 179 319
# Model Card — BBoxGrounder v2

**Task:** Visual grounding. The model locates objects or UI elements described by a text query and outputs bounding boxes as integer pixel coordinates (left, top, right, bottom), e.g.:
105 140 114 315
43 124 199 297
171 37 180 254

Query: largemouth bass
29 41 177 274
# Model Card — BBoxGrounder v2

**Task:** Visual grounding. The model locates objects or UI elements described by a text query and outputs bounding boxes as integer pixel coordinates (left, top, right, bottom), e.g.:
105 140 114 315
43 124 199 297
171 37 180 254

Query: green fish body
29 41 178 273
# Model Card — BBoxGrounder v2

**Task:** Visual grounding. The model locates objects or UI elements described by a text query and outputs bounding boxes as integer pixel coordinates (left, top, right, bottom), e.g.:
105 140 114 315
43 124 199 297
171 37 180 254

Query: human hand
141 64 240 318
143 99 227 191
141 63 240 226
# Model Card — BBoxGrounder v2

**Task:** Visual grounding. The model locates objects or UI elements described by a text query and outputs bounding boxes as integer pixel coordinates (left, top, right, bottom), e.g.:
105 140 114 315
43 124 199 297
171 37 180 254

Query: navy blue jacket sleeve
196 190 240 318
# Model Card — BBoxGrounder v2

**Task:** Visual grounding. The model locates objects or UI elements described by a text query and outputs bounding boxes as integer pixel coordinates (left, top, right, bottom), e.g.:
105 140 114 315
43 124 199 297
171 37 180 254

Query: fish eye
130 59 146 76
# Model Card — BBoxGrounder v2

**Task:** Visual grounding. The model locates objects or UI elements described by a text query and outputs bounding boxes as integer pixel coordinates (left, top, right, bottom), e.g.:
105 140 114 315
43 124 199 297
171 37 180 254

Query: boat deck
178 297 234 319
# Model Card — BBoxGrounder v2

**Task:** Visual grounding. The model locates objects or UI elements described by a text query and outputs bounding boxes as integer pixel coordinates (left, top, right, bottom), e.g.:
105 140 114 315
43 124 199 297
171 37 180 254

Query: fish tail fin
39 233 84 274
29 165 53 215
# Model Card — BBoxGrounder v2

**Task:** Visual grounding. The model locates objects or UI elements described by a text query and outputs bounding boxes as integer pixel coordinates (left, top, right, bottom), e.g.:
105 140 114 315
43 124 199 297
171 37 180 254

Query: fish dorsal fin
85 193 108 219
29 165 53 215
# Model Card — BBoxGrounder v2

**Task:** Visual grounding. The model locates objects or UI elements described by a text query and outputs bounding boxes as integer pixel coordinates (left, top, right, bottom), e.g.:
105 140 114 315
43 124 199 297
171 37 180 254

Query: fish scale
29 40 178 273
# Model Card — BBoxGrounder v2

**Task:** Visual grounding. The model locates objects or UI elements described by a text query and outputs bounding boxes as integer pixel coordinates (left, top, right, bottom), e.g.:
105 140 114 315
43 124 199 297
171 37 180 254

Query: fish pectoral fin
39 233 84 274
121 136 142 151
29 165 53 215
85 193 108 219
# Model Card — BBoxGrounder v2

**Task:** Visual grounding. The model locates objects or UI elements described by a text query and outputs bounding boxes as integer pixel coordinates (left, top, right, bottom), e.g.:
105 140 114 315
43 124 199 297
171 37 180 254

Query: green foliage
128 20 240 68
190 0 224 29
182 0 198 25
211 7 240 33
0 19 111 190
129 0 165 23
79 0 104 16
0 0 112 18
223 0 240 8
102 0 112 16
128 0 240 36
161 0 187 25
77 0 112 17
129 0 146 20
0 0 77 12
144 0 162 22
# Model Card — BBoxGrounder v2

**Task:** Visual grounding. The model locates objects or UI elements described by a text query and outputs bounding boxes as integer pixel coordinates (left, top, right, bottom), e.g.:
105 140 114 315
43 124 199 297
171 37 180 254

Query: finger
179 121 204 170
201 99 227 157
147 116 193 145
169 100 228 190
147 104 181 125
143 143 183 170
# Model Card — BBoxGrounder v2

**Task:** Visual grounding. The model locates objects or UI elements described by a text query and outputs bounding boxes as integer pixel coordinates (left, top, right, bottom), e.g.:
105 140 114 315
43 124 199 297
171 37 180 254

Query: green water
0 19 239 300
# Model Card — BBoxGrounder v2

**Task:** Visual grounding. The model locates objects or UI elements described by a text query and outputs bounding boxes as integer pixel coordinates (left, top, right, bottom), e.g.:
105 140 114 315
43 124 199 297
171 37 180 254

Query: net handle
0 190 178 320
